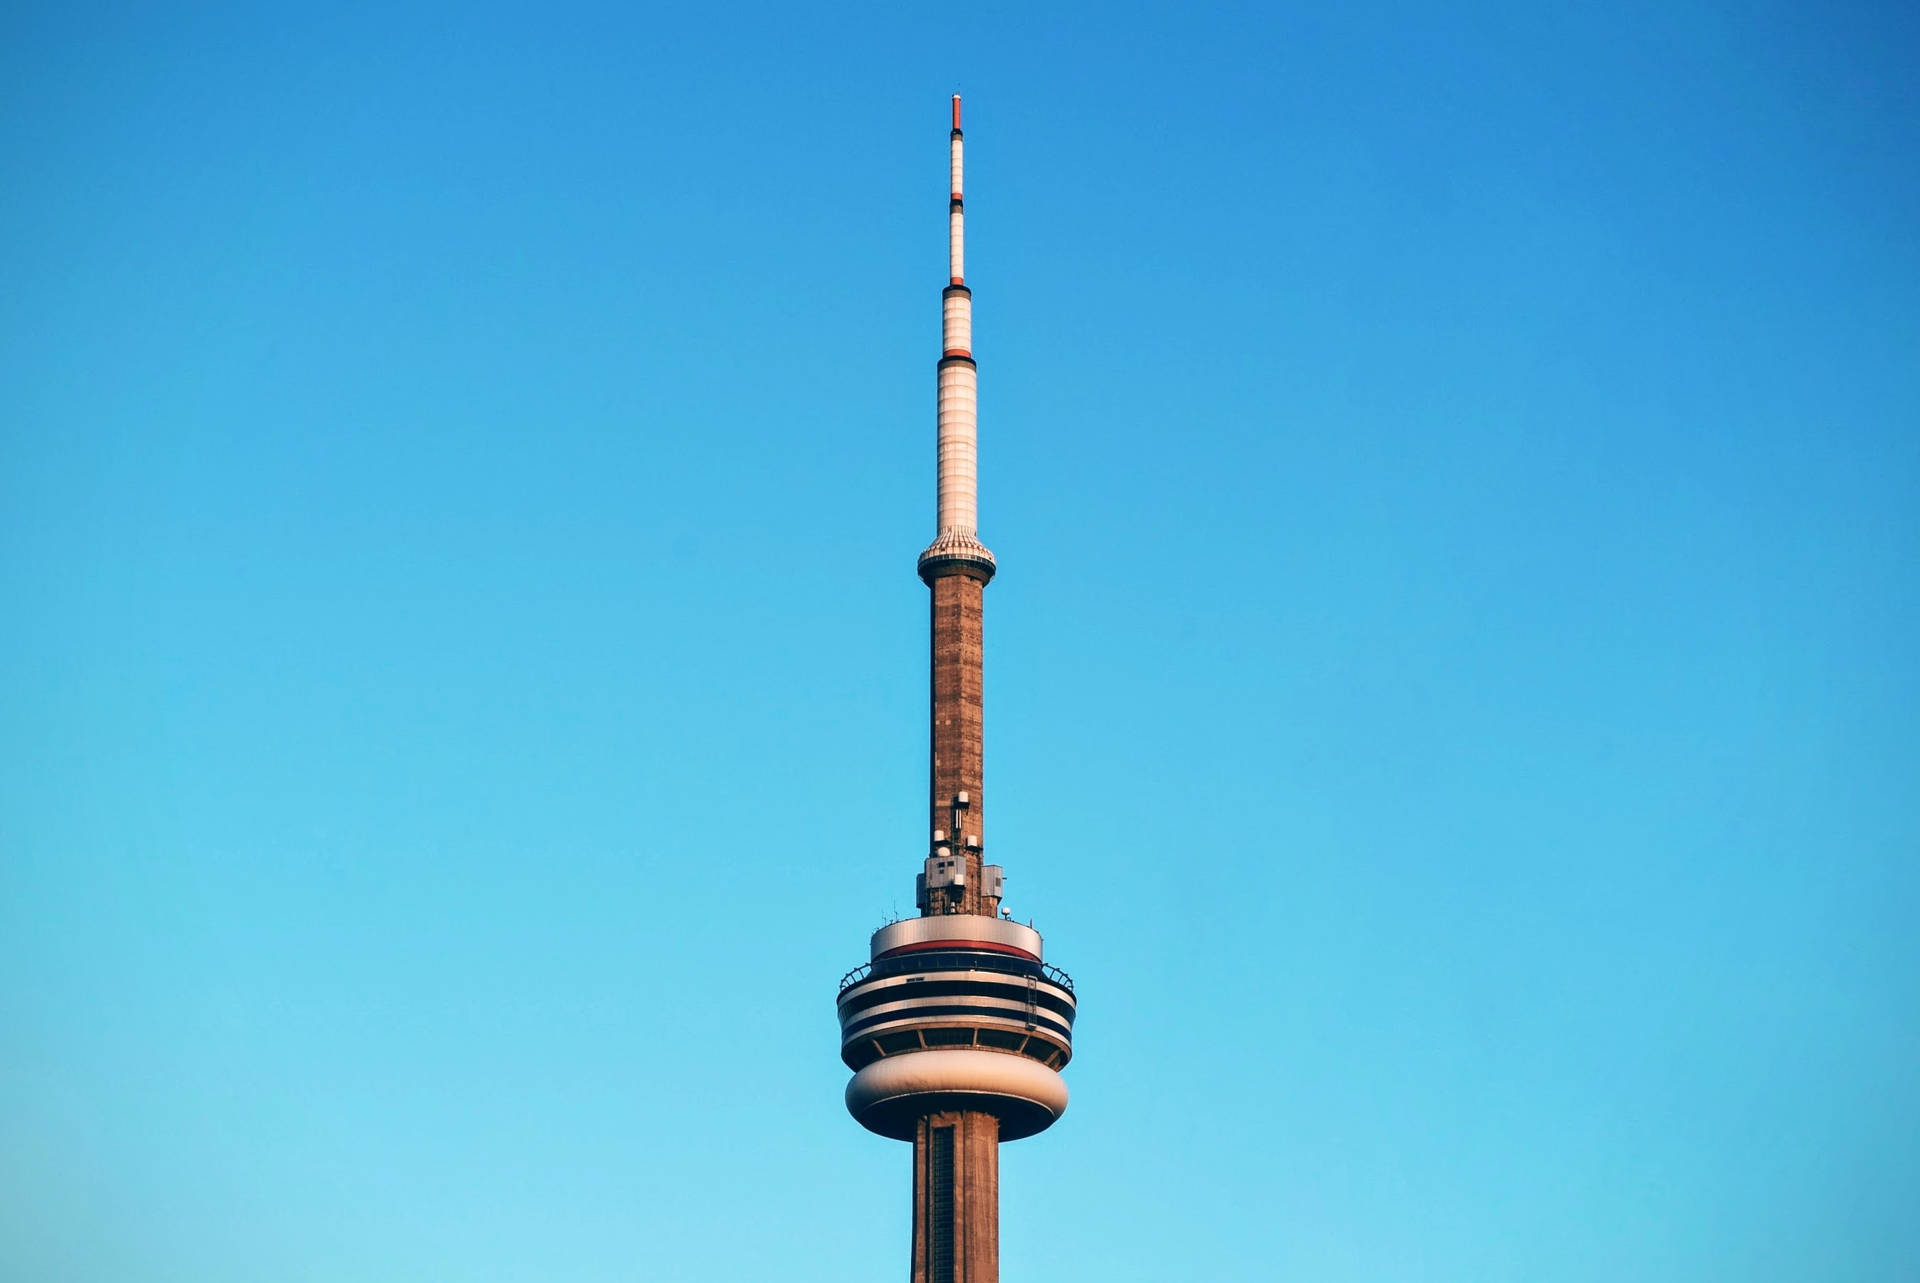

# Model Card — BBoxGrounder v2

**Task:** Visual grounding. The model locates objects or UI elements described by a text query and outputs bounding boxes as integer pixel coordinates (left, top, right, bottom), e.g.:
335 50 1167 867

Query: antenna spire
922 98 990 574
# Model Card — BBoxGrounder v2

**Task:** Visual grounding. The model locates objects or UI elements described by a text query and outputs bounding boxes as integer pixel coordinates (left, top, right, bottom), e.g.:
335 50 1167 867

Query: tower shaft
927 572 988 913
911 1111 999 1283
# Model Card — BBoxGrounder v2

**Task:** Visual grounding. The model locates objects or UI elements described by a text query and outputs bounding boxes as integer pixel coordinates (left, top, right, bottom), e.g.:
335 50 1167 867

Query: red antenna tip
952 96 962 130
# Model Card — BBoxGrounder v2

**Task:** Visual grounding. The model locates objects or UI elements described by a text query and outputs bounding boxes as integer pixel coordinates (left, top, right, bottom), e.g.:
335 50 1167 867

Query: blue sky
2 2 1915 1280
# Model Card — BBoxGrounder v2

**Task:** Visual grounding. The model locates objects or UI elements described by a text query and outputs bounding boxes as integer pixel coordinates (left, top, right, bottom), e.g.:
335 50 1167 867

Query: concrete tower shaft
913 1112 997 1283
926 571 988 914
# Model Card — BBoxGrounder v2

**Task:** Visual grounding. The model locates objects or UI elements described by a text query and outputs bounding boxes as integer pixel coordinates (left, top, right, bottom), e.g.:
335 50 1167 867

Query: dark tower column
924 563 990 915
911 1111 999 1283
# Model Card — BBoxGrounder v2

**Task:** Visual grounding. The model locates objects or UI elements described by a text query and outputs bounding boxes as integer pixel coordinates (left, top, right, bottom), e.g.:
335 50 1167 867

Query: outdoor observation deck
837 944 1077 1074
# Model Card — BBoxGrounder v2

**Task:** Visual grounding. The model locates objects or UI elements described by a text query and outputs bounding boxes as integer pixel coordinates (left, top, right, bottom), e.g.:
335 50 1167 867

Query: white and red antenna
925 94 990 574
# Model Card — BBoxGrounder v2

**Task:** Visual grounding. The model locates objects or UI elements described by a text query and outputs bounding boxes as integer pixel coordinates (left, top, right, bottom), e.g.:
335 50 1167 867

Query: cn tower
835 97 1077 1283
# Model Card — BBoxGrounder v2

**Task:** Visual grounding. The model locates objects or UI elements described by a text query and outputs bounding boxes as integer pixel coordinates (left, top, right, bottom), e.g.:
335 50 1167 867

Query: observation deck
838 917 1075 1141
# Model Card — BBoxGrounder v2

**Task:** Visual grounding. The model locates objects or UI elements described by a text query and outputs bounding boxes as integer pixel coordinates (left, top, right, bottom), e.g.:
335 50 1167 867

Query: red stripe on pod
877 939 1039 962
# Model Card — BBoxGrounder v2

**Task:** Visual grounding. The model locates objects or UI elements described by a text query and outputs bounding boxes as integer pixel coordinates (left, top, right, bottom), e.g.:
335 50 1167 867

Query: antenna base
917 531 997 584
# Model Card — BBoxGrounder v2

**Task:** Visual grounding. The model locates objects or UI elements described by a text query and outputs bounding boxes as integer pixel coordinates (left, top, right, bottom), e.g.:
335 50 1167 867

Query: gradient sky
3 3 1916 1280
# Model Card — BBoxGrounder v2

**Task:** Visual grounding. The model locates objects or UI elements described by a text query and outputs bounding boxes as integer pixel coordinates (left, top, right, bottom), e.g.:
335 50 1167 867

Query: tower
835 97 1077 1283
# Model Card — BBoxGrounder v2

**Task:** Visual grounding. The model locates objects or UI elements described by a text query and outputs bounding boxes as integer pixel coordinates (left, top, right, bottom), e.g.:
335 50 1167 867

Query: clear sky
3 2 1915 1280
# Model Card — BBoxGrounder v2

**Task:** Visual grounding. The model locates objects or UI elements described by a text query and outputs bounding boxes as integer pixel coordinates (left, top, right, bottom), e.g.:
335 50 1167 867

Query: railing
838 952 1076 998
